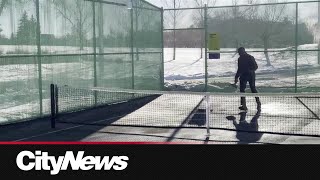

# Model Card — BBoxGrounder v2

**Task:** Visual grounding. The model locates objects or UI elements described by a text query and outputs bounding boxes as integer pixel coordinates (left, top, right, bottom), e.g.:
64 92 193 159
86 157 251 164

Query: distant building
40 34 55 44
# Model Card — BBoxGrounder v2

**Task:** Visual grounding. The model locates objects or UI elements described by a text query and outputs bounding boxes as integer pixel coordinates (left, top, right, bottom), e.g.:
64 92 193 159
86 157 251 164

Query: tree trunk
79 2 84 51
63 5 67 46
46 0 52 34
264 38 272 66
200 31 203 59
79 14 84 50
173 29 176 60
235 39 239 50
9 1 14 45
79 27 83 50
318 43 320 65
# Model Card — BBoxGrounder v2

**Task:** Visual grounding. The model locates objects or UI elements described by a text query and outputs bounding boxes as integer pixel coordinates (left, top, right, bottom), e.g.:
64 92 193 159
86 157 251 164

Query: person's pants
239 72 260 107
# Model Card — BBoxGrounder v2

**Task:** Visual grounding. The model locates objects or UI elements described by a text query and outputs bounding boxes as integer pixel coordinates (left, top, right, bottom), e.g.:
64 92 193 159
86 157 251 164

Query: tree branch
0 0 9 15
51 0 75 27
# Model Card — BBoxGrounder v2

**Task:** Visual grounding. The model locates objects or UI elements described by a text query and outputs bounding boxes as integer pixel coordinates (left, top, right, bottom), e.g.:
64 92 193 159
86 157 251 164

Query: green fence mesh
162 2 320 93
0 0 163 125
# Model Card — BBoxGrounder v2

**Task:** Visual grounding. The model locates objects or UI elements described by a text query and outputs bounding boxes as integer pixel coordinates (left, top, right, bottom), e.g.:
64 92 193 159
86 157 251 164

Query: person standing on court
234 47 261 111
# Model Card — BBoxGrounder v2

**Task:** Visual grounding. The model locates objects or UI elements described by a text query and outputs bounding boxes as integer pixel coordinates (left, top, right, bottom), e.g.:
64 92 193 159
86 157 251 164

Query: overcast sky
0 0 318 38
148 0 319 30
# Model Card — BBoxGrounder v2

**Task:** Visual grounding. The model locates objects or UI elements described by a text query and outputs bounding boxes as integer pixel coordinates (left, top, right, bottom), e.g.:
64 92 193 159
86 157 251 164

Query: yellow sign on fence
208 33 220 59
209 33 220 51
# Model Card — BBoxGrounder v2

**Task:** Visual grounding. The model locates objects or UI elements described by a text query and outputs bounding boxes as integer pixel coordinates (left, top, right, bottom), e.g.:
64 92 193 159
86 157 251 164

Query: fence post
35 0 43 116
205 94 210 136
204 4 208 92
295 3 298 93
173 0 176 60
92 1 97 105
130 7 135 90
318 1 320 65
161 7 165 90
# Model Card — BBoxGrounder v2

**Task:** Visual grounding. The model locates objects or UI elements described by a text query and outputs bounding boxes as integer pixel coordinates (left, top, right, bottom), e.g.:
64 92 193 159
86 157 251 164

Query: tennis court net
50 84 320 136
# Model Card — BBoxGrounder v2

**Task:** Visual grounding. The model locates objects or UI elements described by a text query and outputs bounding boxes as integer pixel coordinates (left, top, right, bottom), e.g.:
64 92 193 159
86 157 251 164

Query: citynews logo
16 151 129 175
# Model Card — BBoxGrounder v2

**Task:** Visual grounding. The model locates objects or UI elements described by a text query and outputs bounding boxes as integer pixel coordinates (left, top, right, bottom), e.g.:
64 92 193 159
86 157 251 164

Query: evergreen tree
10 33 15 44
29 15 37 44
16 11 30 45
16 11 37 45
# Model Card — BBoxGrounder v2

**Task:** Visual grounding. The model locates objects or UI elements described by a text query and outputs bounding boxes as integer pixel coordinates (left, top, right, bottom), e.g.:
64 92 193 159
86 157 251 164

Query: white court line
14 116 125 142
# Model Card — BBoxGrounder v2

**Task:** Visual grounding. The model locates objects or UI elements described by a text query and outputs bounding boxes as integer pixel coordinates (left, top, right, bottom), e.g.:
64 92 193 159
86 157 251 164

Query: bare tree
224 0 288 66
300 2 320 64
0 0 28 45
51 0 92 50
96 1 105 76
162 0 182 60
193 0 216 59
0 0 9 16
230 0 258 50
252 0 288 66
208 0 258 57
134 0 144 61
0 0 25 16
0 0 6 34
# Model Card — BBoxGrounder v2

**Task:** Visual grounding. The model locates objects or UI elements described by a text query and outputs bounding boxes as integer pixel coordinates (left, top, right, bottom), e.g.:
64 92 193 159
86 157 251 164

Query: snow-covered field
0 45 160 55
0 44 319 124
164 45 320 92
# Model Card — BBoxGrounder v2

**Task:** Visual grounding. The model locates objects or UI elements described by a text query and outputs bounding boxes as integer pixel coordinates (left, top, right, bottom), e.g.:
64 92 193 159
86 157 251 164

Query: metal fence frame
163 0 320 93
0 0 163 121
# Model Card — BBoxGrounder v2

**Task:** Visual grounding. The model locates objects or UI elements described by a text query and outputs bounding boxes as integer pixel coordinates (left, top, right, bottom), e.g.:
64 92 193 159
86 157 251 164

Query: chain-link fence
0 0 163 125
163 1 320 93
1 0 320 125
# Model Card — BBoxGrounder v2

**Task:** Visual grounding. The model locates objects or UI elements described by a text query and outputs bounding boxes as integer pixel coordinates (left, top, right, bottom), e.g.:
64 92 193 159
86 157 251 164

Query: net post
50 84 56 129
55 84 59 116
205 94 210 136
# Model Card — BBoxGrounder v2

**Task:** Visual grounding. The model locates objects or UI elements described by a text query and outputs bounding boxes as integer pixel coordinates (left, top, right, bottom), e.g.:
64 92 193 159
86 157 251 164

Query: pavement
1 94 320 144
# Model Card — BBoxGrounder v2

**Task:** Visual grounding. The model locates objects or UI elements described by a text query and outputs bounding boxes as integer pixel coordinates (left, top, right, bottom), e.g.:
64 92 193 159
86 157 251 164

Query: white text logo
16 151 129 175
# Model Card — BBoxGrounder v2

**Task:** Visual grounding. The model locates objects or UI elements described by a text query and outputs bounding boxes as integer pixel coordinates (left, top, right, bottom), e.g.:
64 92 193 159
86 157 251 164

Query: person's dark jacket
235 53 258 80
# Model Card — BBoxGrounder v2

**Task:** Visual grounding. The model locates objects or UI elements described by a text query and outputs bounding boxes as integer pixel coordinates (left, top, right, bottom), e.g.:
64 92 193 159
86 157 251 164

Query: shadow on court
2 94 320 144
226 111 263 144
0 95 220 143
0 95 160 142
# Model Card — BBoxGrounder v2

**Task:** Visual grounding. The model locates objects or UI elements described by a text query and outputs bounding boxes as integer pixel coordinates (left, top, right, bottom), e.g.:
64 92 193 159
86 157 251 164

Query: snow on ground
0 45 160 55
165 45 319 80
164 45 320 91
0 99 51 125
0 44 319 123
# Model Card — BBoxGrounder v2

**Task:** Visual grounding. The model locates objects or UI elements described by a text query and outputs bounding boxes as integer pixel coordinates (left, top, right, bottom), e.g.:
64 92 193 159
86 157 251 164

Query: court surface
1 93 320 144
